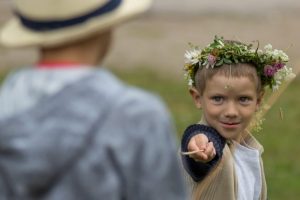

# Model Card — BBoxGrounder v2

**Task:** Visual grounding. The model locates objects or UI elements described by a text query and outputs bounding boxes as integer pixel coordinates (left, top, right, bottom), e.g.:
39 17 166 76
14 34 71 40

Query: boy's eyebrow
205 92 225 96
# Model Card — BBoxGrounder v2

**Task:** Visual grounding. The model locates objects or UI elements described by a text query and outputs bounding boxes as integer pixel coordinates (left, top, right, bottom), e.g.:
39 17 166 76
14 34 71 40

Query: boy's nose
224 102 238 118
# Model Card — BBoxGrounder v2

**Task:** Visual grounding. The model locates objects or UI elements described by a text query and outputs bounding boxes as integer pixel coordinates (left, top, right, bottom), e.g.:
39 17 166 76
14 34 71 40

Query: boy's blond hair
194 63 262 95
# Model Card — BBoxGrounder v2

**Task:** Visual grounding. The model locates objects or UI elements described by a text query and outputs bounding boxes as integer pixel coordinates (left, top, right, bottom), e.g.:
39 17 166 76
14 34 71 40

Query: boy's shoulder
242 133 264 153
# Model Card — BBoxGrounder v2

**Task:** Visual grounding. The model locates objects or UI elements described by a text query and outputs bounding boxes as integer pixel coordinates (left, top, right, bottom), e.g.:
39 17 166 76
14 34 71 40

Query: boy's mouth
220 121 241 129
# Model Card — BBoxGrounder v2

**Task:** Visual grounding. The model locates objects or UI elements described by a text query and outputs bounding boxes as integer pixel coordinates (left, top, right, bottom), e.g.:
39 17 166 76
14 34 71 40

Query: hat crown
1 0 152 47
13 0 110 20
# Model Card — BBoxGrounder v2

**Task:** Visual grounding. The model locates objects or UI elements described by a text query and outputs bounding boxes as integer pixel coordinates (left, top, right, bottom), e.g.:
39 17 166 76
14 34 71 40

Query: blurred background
1 0 299 199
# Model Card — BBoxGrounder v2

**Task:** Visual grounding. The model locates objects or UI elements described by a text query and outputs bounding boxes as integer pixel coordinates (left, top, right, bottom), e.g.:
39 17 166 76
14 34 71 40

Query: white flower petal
188 79 194 86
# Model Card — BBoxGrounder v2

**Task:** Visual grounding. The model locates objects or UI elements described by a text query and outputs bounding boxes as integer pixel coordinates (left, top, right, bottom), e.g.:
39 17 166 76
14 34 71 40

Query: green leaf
216 59 224 66
224 58 232 64
233 57 239 63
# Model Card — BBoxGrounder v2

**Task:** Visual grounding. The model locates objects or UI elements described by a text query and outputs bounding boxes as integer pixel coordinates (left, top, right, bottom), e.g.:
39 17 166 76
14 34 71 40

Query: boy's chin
216 128 242 141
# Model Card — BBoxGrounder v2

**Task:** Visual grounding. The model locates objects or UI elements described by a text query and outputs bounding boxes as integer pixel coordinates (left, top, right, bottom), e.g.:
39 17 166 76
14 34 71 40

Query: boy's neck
199 116 208 126
39 30 112 66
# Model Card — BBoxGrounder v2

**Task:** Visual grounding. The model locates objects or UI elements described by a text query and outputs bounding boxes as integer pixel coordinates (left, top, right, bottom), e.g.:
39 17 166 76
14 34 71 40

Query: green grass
1 67 299 199
257 78 300 200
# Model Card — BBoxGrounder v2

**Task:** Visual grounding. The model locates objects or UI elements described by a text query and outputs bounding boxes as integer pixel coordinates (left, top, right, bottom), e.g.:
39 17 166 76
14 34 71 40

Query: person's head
0 0 152 48
184 36 295 141
189 63 264 140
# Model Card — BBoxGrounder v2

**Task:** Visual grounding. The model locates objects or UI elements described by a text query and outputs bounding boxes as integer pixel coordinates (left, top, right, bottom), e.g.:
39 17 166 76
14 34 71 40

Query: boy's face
190 73 263 141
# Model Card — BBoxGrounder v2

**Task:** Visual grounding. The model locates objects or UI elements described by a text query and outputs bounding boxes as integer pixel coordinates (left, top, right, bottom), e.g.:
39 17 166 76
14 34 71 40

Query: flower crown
184 36 295 91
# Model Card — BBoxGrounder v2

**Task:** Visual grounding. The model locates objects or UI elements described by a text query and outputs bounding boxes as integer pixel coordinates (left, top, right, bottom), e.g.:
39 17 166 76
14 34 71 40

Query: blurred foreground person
0 0 187 199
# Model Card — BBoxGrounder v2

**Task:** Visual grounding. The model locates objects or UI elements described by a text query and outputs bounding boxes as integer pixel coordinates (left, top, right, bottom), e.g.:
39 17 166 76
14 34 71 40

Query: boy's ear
189 87 202 109
256 90 265 111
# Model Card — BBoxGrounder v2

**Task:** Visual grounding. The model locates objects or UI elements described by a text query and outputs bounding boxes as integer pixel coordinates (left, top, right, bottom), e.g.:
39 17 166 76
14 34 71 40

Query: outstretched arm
181 124 226 182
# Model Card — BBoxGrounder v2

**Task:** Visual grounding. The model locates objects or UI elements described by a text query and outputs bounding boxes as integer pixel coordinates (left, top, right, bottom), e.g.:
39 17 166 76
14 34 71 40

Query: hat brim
0 0 151 48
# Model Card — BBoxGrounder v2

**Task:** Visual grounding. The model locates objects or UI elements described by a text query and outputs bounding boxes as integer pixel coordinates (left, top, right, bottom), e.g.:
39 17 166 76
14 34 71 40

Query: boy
181 36 295 200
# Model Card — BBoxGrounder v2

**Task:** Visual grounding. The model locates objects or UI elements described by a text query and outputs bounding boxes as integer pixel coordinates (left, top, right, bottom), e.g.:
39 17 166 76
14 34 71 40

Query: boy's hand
186 134 216 163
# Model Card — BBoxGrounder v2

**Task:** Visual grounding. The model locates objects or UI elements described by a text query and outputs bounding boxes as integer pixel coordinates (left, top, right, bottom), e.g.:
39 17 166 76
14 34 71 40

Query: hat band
16 0 122 32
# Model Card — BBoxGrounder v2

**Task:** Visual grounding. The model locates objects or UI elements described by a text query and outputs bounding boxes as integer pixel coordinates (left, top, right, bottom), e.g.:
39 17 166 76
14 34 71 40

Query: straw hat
0 0 152 47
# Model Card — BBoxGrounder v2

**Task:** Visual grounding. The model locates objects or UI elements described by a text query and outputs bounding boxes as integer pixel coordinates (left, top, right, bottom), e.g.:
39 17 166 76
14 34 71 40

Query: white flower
265 47 289 62
272 84 279 91
271 79 282 91
183 72 188 79
188 78 194 86
273 66 296 90
250 49 263 54
283 66 296 80
184 49 201 65
217 39 225 47
264 44 274 58
273 49 289 61
273 71 283 90
264 44 273 51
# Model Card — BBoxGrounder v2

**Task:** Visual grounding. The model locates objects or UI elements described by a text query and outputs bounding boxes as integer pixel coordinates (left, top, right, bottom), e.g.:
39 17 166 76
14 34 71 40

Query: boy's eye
211 96 224 104
239 96 252 104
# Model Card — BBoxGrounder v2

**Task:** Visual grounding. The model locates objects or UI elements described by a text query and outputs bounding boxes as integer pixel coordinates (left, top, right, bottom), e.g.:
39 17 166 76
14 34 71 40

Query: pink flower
264 65 276 77
207 54 216 66
273 62 284 71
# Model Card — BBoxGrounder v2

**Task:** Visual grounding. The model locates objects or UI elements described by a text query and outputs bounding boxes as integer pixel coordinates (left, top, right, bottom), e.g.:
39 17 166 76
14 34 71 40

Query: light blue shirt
0 67 187 199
